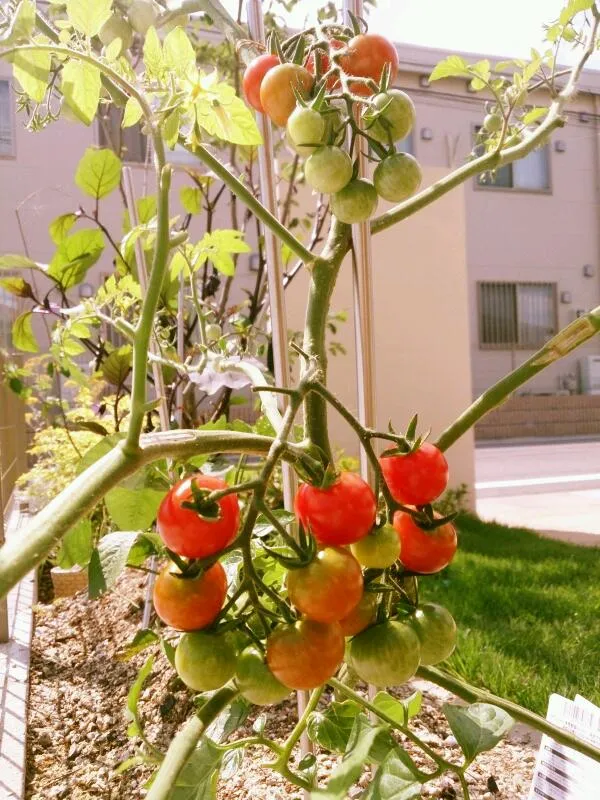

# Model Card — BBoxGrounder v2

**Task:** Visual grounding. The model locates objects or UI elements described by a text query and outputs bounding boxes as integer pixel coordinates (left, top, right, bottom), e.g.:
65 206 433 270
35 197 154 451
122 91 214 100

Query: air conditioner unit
580 355 600 394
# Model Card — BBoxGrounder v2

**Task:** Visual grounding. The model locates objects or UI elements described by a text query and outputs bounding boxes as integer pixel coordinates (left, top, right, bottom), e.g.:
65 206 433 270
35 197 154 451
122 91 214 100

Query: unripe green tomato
287 107 326 151
175 631 237 692
235 646 290 705
506 85 528 107
351 524 400 569
305 146 353 194
373 153 422 203
331 179 378 223
407 603 457 666
483 113 503 133
128 0 159 34
348 620 420 687
365 89 416 144
205 323 222 343
99 14 134 54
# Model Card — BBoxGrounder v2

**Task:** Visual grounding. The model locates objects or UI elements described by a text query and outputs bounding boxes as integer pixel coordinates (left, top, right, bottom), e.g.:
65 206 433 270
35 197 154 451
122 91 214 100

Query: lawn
422 514 600 715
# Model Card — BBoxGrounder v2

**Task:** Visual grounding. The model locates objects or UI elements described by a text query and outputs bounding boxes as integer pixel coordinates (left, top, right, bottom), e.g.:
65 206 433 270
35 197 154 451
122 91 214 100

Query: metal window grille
0 80 14 156
478 281 557 349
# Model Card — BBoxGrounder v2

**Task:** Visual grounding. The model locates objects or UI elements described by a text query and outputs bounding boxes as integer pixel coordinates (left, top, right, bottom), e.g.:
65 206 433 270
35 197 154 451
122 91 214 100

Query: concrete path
0 501 35 800
475 440 600 542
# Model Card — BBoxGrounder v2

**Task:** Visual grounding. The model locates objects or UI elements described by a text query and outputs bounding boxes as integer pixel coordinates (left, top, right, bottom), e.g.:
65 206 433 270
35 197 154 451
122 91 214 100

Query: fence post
0 442 8 643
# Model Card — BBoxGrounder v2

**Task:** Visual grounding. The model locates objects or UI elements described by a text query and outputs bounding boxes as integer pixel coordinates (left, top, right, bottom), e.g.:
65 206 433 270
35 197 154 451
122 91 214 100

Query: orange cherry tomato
266 619 345 690
153 562 227 631
286 547 363 623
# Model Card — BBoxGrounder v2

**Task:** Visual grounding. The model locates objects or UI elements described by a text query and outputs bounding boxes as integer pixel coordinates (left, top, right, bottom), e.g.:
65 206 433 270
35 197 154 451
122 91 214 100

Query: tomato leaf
89 531 139 597
143 26 164 80
118 629 160 661
1 0 35 45
105 487 164 531
75 147 122 200
313 724 389 799
0 276 33 298
101 345 132 386
76 432 126 474
429 55 471 82
0 253 45 271
66 0 112 38
361 749 422 799
307 700 362 753
48 228 105 288
442 702 514 764
57 518 93 569
123 96 143 128
180 187 202 215
372 691 422 728
12 311 38 353
62 59 101 126
168 737 223 798
49 213 78 245
126 654 155 737
13 49 51 103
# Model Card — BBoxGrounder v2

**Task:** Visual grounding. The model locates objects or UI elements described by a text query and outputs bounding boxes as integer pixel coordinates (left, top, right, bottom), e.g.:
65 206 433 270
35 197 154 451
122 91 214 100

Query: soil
26 572 537 799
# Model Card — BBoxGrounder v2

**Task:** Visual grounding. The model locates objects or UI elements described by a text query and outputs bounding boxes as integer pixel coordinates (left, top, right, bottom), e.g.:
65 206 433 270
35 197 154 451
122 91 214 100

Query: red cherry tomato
393 511 457 574
339 33 399 94
294 471 376 546
157 475 240 559
153 562 227 631
339 592 377 637
243 53 280 113
379 443 449 506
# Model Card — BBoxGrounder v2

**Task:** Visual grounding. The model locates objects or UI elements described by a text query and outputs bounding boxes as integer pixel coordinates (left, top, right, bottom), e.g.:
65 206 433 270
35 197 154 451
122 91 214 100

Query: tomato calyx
412 505 457 532
180 480 223 521
380 414 431 457
261 521 317 569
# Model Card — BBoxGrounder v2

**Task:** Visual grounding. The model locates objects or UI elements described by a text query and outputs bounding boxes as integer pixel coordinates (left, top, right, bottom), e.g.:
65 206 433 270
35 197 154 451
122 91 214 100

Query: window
478 281 557 349
0 274 19 348
474 127 550 191
0 80 14 156
98 106 148 163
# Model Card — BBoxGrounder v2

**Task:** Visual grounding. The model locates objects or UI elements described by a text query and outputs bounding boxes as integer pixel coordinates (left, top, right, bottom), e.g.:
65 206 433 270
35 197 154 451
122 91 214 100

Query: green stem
419 666 600 766
436 306 600 451
146 685 239 800
189 142 315 265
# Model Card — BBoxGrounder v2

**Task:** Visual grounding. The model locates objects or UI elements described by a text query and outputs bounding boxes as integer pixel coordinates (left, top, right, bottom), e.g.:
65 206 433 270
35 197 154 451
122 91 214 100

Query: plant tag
528 693 600 800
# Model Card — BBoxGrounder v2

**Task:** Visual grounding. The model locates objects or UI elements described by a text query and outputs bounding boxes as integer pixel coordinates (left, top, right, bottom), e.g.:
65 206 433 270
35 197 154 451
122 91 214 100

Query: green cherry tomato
175 631 237 692
374 153 422 203
348 620 421 687
407 603 457 666
331 179 378 223
365 89 416 144
483 112 503 133
305 146 353 194
351 524 401 569
235 646 290 706
287 107 326 152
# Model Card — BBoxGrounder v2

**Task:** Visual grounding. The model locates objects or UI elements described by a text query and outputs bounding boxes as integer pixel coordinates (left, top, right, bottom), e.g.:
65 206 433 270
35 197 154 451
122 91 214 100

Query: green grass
421 514 600 715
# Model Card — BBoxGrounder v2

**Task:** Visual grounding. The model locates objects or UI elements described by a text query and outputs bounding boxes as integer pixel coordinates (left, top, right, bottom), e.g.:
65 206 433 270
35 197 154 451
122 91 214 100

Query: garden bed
26 571 536 799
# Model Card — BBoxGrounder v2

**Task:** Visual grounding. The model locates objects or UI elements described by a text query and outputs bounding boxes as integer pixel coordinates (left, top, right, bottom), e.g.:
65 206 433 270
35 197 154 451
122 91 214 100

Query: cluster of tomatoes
153 442 458 702
242 28 422 223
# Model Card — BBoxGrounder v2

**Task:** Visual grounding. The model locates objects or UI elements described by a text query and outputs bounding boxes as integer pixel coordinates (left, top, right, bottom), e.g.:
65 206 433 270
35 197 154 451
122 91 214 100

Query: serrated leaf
170 738 223 798
13 49 51 103
12 311 38 352
0 276 32 298
90 531 139 597
361 749 421 799
122 96 143 128
48 228 105 288
194 229 251 277
313 725 388 800
372 691 423 728
307 701 362 753
105 487 164 531
143 26 164 79
163 26 196 79
429 54 470 82
57 518 93 568
66 0 112 37
49 213 78 245
195 94 262 146
62 59 101 126
180 187 202 215
75 147 122 200
443 702 514 764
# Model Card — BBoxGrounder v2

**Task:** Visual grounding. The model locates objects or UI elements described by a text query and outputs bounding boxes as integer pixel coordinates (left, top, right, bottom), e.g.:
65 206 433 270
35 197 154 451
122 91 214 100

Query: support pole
246 0 308 784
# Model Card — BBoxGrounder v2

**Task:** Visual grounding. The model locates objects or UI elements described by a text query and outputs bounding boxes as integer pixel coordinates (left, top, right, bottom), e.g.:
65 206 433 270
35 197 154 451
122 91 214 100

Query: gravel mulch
26 572 537 799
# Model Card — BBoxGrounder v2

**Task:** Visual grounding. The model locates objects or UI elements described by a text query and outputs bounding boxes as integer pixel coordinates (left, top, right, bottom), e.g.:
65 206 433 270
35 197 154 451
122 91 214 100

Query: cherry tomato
175 630 237 692
157 474 240 559
294 471 376 546
348 620 420 687
286 547 363 623
266 619 345 690
393 511 457 574
379 443 449 506
153 562 227 631
339 33 399 92
407 603 457 666
287 107 326 153
259 63 314 127
374 153 422 203
331 178 379 223
235 646 290 705
351 524 400 569
365 89 415 143
339 592 377 637
305 145 353 193
243 53 280 113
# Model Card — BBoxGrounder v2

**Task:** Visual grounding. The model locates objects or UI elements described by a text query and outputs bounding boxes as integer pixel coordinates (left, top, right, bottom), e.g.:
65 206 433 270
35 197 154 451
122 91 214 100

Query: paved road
475 440 600 540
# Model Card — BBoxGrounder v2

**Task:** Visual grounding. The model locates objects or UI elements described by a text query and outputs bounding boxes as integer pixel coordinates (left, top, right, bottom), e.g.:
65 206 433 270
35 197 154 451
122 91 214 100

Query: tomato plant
294 471 377 546
175 630 237 692
266 619 345 690
286 546 363 623
243 53 280 113
380 442 449 506
393 511 458 574
348 620 421 687
157 474 240 559
152 562 227 631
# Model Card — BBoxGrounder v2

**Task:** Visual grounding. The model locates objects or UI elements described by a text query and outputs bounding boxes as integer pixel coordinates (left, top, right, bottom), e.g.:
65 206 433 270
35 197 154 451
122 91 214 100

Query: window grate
478 281 557 349
0 80 14 156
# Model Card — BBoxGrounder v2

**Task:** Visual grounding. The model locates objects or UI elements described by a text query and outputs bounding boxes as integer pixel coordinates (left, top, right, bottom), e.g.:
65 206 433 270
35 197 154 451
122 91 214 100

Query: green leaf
88 548 106 596
143 26 164 79
101 344 132 385
48 228 105 288
372 691 422 728
118 629 160 661
0 276 32 298
12 311 38 353
49 213 78 245
307 701 362 753
195 93 262 146
90 531 139 597
66 0 112 37
560 0 594 25
57 519 93 568
170 738 223 798
0 254 42 271
75 147 122 200
163 26 196 78
123 96 143 128
521 107 548 126
361 750 422 799
313 725 388 799
76 432 125 474
105 487 164 531
180 187 202 215
195 229 251 277
13 50 51 103
126 655 154 737
62 59 101 126
442 702 514 764
429 54 470 82
162 109 180 148
1 0 35 44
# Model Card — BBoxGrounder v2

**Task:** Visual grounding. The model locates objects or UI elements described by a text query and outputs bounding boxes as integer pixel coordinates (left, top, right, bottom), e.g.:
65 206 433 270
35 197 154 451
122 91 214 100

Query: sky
216 0 600 70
